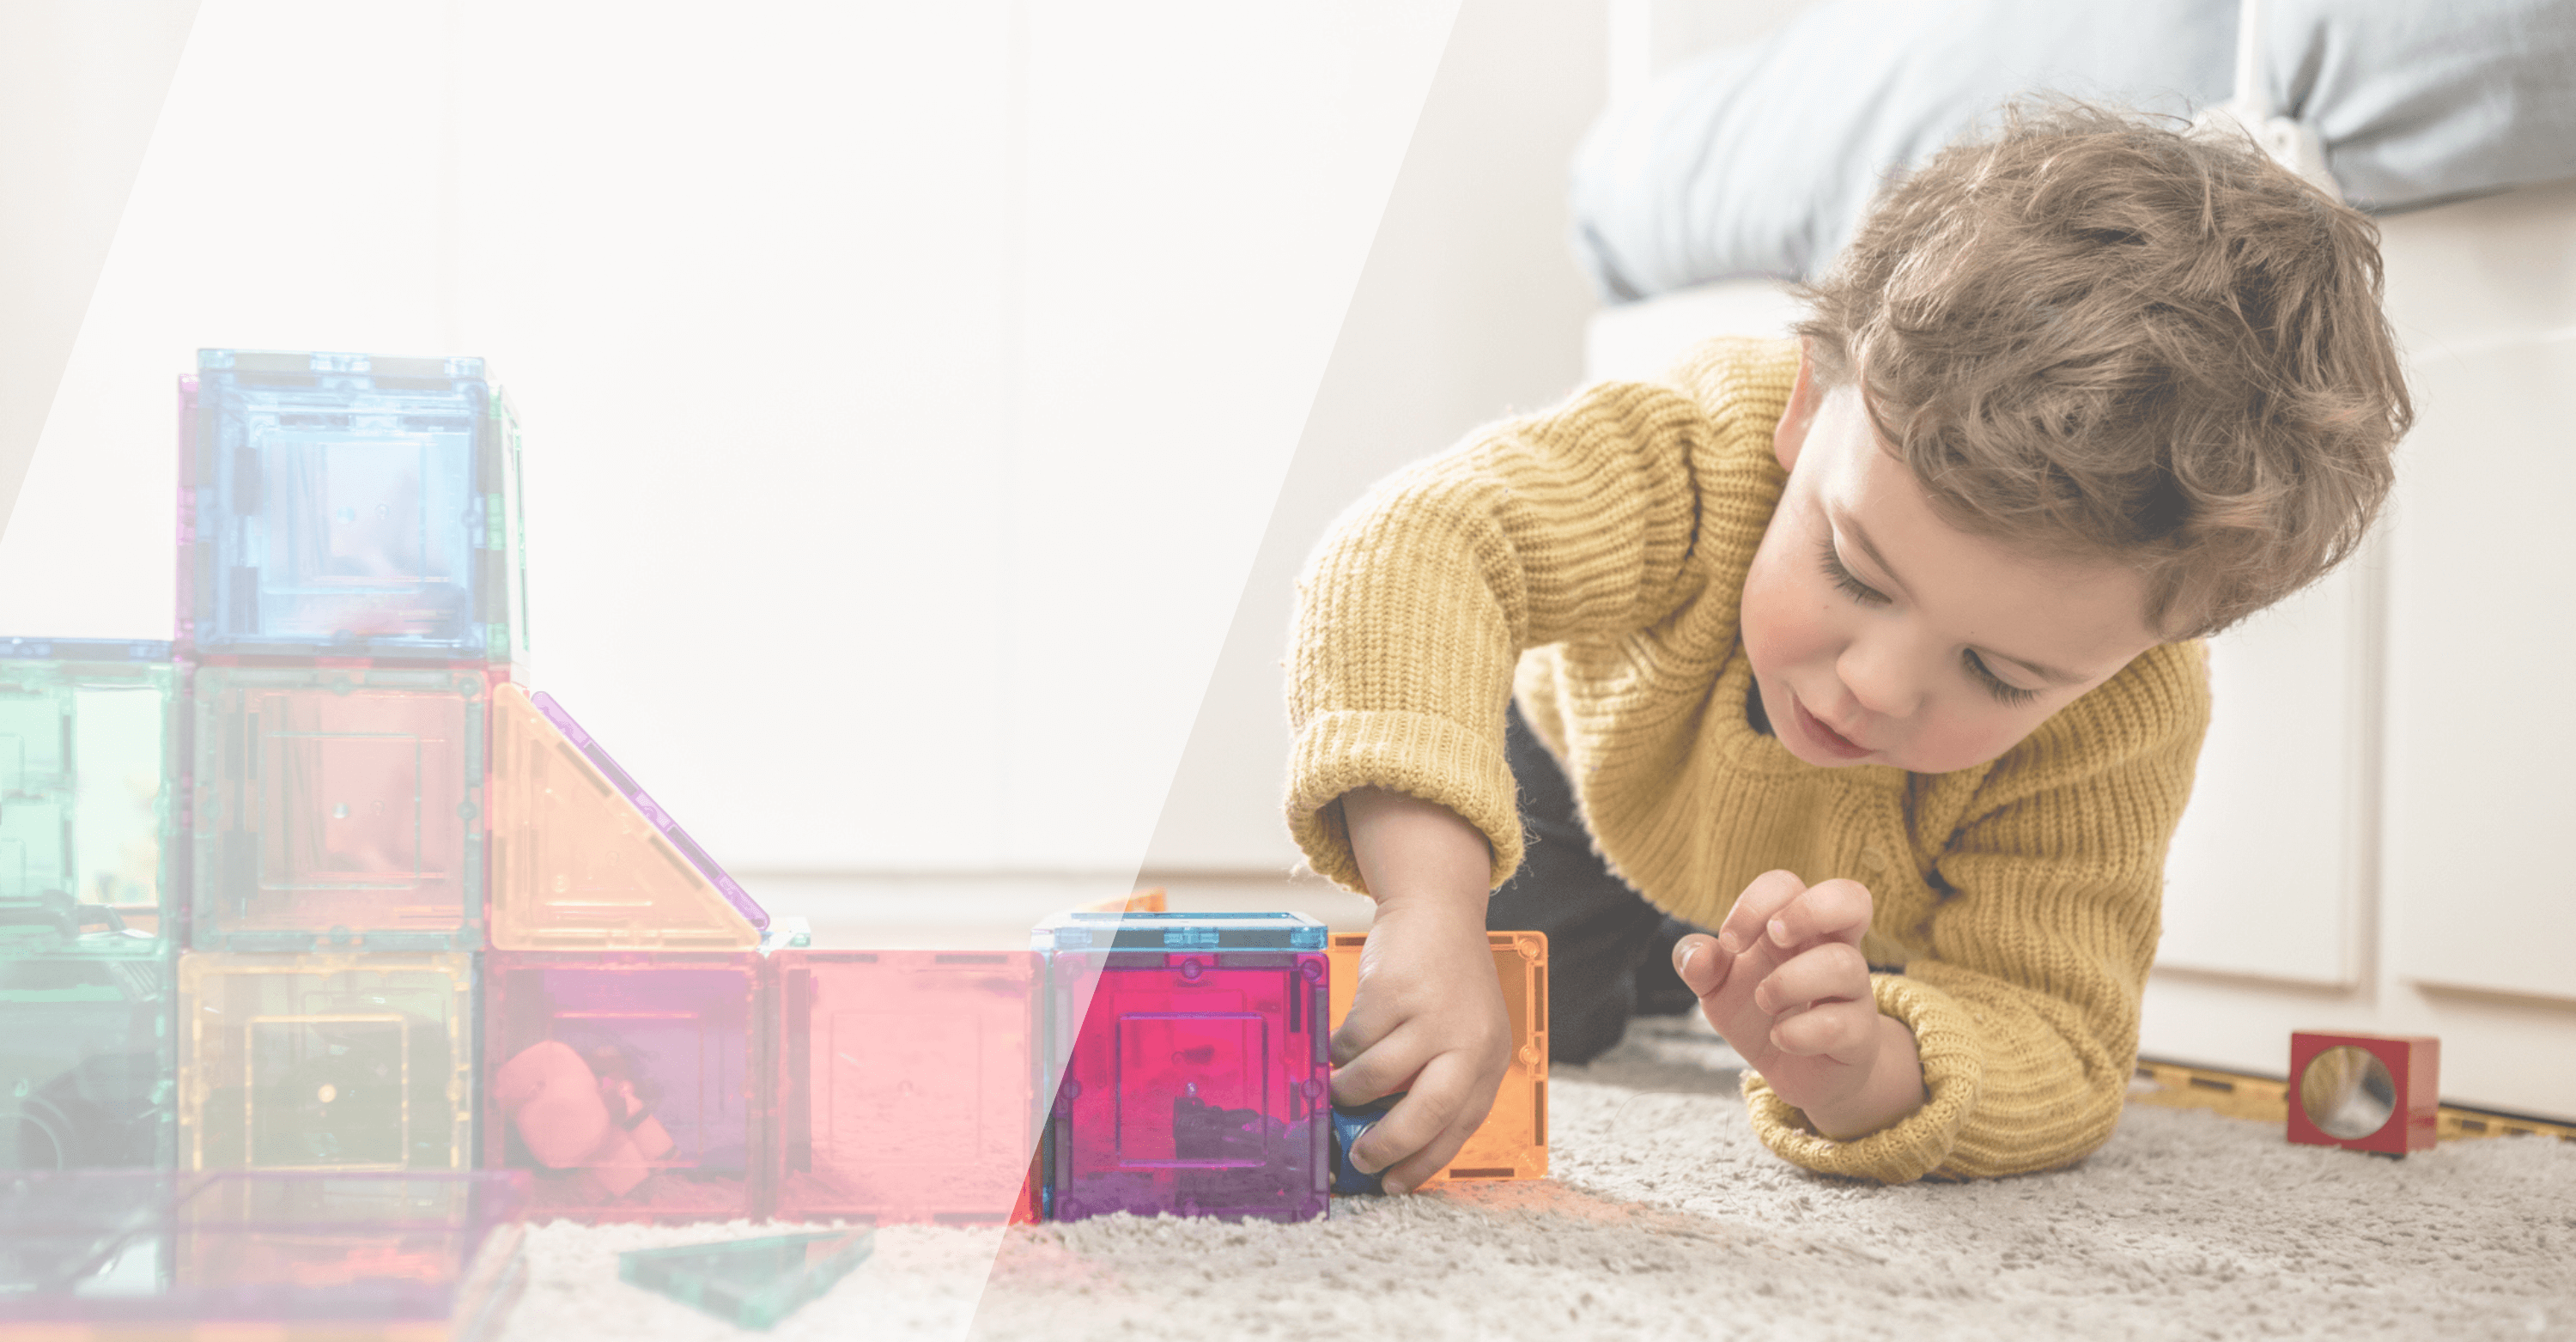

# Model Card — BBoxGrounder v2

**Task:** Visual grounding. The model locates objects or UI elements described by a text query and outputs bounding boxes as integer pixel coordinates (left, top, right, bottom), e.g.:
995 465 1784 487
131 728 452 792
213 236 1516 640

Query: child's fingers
1716 870 1808 955
1671 932 1731 999
1358 1051 1493 1194
1328 1000 1394 1070
1768 998 1880 1062
1751 941 1871 1018
1329 966 1419 1069
1763 877 1874 952
1329 1026 1425 1109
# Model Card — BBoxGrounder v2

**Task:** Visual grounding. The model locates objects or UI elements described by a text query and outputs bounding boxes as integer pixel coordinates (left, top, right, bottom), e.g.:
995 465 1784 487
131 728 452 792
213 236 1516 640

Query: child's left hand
1672 869 1926 1139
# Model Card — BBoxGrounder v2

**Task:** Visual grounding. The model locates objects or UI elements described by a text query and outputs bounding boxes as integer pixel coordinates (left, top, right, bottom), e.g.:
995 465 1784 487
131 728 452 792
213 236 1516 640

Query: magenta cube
482 953 764 1224
770 950 1036 1225
189 664 487 951
0 1170 528 1337
1036 913 1329 1223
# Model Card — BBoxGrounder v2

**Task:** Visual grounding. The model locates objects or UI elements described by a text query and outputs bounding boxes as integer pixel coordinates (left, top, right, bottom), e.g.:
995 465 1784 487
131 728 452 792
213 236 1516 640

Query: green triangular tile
617 1228 872 1330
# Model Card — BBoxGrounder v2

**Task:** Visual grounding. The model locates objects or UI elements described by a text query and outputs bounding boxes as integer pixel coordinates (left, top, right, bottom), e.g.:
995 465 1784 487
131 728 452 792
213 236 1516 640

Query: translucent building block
483 953 765 1223
618 1229 872 1330
488 685 763 951
770 950 1036 1224
0 1170 528 1340
176 351 529 665
1034 912 1329 1223
179 953 476 1172
0 952 176 1169
190 664 486 951
1327 931 1548 1185
1032 909 1329 954
1071 887 1166 914
0 641 181 956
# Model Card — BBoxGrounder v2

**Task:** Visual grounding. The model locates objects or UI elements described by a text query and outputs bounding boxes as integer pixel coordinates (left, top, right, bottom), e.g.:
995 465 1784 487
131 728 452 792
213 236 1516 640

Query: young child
1288 102 2411 1190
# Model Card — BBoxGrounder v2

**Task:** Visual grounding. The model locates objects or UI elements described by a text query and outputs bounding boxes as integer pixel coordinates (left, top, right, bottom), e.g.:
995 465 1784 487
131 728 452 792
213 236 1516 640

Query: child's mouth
1793 694 1874 760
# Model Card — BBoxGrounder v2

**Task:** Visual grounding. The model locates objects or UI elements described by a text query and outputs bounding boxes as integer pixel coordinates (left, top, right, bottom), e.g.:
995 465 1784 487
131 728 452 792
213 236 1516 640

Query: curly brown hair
1793 100 2412 639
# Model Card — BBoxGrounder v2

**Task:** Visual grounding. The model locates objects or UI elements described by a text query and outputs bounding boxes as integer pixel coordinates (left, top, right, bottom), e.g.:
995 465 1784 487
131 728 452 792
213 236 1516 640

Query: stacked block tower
173 351 525 1188
171 349 791 1224
0 349 1554 1297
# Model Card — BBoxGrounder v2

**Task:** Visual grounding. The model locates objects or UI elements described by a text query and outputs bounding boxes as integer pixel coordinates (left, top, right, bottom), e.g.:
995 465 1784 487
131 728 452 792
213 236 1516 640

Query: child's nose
1836 637 1925 720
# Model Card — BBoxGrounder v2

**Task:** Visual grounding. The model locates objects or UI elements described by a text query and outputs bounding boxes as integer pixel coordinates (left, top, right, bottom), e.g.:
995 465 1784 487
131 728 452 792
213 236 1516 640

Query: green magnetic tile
617 1228 872 1330
0 653 181 958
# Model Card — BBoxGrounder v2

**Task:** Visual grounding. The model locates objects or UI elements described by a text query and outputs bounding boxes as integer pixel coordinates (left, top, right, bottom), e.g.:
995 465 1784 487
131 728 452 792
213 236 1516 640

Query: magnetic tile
179 952 476 1172
483 953 764 1223
1326 930 1549 1185
1034 913 1329 1224
0 643 181 956
619 1229 870 1330
770 950 1034 1224
176 352 527 667
0 952 175 1169
189 665 485 952
487 685 762 951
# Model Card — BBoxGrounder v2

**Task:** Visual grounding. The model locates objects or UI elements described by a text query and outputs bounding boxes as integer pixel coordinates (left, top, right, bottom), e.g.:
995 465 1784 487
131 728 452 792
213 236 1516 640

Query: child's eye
1816 539 1887 605
1964 650 2040 707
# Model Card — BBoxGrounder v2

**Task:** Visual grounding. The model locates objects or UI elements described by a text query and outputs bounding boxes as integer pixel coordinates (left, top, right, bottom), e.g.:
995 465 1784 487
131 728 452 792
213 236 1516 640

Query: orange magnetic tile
486 684 759 952
1072 888 1166 914
1327 930 1548 1184
179 952 477 1174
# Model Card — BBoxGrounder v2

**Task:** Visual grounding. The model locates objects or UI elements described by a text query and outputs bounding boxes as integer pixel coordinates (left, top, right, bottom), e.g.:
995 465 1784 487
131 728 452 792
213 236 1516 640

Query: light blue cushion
2269 0 2576 211
1572 0 2576 301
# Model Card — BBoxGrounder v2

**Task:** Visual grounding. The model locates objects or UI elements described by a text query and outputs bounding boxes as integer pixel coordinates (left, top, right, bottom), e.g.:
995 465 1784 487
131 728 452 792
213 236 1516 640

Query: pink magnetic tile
483 953 764 1224
189 665 486 952
770 950 1036 1224
1042 950 1329 1223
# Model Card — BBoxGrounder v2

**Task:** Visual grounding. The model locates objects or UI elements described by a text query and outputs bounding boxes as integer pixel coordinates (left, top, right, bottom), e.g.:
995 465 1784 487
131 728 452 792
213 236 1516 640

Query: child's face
1741 353 2165 774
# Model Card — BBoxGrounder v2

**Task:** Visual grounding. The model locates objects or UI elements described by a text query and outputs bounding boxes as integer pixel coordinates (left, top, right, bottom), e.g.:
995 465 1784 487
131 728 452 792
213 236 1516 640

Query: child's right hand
1327 787 1513 1195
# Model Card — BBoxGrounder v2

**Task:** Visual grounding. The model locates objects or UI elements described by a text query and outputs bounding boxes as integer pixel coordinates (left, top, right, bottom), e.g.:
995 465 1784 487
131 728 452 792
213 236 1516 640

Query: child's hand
1673 869 1925 1139
1329 902 1511 1193
1329 787 1513 1195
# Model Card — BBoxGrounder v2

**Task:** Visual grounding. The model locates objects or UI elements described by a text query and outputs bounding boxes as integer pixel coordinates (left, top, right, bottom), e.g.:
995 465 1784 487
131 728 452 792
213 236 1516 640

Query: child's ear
1774 339 1822 473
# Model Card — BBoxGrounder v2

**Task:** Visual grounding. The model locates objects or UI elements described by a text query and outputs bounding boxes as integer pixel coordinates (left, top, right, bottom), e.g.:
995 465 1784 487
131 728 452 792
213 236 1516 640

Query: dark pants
1487 704 1704 1064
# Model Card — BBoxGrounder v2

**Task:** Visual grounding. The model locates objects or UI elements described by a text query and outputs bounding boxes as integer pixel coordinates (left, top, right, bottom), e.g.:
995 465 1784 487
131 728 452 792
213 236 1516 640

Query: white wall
1142 0 1613 877
0 1 1476 884
0 1 197 626
2141 178 2576 1123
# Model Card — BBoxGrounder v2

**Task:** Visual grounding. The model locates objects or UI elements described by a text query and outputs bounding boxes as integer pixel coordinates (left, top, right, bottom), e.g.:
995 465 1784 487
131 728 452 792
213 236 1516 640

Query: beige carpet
495 1018 2576 1341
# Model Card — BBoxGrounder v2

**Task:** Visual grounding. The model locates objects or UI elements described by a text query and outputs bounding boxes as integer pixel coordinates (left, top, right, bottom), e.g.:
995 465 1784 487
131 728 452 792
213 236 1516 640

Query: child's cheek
1901 703 2043 774
1736 536 1814 672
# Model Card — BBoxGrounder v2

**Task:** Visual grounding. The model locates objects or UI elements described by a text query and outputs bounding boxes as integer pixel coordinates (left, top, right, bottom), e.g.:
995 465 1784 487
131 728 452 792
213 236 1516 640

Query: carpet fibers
495 1019 2576 1340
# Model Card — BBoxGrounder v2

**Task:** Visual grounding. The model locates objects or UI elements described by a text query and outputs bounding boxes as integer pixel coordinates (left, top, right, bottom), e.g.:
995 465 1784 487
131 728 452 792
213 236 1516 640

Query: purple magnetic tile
525 692 767 931
1042 950 1330 1224
0 1170 527 1333
483 953 765 1224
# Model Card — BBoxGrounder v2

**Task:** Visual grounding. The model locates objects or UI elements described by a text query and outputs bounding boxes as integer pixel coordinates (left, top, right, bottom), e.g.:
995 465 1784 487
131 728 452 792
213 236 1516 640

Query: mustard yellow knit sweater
1285 337 2210 1183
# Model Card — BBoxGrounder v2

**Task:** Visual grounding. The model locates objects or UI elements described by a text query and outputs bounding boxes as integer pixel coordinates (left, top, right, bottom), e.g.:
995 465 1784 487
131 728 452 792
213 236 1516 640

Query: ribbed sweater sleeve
1743 641 2210 1181
1284 380 1722 893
